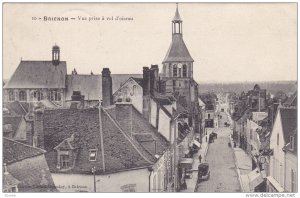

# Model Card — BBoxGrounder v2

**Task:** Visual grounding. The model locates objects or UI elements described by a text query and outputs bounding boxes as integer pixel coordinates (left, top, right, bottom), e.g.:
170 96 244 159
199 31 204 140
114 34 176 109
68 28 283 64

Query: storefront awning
248 168 264 191
266 176 284 192
192 140 201 148
179 158 193 169
190 139 201 148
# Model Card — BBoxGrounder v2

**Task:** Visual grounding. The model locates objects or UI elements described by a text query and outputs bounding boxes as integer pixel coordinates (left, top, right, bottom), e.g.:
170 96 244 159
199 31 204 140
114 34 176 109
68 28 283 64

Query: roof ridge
101 108 155 164
4 137 46 153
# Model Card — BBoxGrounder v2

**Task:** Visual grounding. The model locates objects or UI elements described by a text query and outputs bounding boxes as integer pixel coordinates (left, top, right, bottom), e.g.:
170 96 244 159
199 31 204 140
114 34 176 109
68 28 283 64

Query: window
182 65 187 77
121 184 136 192
8 90 15 101
89 150 97 161
208 114 210 119
60 154 70 169
290 136 294 150
173 64 177 77
19 91 27 101
34 91 43 101
131 85 137 96
277 134 279 145
51 91 61 101
250 129 253 140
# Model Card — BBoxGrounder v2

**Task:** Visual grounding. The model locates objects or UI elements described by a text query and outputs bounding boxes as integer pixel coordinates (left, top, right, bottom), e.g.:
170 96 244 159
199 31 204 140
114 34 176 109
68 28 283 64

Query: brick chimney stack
143 67 151 120
150 65 159 96
33 107 44 149
115 98 133 137
102 68 113 107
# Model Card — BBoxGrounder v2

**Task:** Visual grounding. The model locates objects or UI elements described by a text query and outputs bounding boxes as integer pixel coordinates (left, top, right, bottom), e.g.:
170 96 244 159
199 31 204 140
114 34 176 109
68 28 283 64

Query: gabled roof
3 138 46 164
3 138 56 192
279 108 297 145
65 74 142 101
43 108 154 174
4 61 67 89
163 34 194 63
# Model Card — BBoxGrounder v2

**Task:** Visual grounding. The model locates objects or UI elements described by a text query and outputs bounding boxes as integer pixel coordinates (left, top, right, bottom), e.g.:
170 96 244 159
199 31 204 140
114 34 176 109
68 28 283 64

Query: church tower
162 4 194 79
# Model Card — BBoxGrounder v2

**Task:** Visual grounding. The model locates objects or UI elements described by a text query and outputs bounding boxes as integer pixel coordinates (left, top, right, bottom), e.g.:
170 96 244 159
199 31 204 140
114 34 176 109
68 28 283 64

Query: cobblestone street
196 111 241 192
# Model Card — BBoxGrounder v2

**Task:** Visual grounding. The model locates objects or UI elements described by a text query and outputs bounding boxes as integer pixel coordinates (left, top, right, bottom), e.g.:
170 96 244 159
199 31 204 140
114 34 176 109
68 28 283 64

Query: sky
3 3 297 83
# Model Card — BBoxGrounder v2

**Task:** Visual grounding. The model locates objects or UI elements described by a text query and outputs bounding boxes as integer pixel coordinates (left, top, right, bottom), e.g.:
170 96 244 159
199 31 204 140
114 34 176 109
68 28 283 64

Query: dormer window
60 154 70 169
290 136 295 150
89 149 97 161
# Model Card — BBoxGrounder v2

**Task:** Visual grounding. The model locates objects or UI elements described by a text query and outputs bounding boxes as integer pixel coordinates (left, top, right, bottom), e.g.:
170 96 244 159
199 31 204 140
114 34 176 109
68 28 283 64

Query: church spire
172 3 182 35
173 3 182 22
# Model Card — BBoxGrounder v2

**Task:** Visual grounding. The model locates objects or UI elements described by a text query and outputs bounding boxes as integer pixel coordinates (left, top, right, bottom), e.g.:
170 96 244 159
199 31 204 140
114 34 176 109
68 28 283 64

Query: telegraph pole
92 167 96 192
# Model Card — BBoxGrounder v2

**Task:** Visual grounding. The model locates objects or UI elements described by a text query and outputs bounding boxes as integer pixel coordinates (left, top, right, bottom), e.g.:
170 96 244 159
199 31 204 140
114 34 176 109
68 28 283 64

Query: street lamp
92 167 96 192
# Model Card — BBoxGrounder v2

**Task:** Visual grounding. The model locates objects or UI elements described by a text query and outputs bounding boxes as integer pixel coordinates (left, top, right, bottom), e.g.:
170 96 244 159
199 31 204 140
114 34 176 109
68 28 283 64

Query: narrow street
196 105 241 192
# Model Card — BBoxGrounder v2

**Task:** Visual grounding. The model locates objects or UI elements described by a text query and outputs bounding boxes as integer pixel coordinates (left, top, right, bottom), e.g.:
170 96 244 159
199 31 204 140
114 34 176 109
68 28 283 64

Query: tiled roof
284 91 297 107
132 77 143 87
65 74 142 101
3 138 56 192
3 138 45 164
163 34 194 63
3 101 28 116
131 107 169 155
3 116 23 136
105 106 169 157
43 108 154 174
279 108 297 145
4 61 67 89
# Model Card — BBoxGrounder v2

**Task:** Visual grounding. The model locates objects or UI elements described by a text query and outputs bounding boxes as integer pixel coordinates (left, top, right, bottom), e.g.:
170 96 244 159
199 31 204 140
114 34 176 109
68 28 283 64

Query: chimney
115 98 133 137
143 67 151 120
150 65 159 96
71 91 85 109
33 107 44 149
102 68 113 107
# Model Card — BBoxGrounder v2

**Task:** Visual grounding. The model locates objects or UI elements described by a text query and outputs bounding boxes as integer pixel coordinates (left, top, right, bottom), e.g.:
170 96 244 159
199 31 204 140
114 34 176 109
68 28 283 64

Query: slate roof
163 34 194 63
43 108 154 174
65 74 142 101
3 138 46 164
279 108 297 145
4 61 67 89
173 6 182 22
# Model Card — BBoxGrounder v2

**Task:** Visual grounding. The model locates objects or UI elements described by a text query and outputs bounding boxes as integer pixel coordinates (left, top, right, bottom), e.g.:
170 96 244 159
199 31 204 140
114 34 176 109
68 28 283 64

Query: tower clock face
178 63 182 68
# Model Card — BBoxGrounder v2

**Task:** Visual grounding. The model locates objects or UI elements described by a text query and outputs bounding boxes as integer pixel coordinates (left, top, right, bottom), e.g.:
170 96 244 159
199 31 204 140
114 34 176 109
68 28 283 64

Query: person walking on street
199 154 202 163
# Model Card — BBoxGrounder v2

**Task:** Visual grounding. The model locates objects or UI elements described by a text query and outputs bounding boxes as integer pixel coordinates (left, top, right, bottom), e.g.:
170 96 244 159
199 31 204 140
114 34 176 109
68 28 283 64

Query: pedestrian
199 154 202 163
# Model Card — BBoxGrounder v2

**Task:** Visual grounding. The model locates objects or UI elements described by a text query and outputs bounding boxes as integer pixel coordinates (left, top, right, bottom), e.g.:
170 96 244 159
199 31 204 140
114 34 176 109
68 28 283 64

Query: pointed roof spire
173 3 182 22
